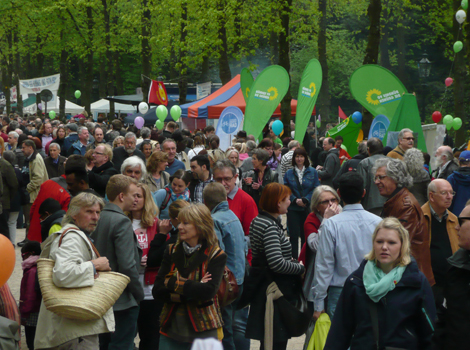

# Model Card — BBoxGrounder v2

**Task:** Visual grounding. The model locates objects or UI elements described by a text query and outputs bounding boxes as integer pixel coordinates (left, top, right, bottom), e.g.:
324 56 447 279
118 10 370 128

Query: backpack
160 187 172 212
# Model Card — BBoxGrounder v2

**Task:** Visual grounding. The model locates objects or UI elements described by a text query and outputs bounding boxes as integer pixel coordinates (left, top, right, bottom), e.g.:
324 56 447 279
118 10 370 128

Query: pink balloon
134 116 145 129
445 77 454 87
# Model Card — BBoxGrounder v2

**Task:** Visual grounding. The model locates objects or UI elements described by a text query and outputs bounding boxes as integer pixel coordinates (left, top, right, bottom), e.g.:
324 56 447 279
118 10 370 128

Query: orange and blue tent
181 74 301 119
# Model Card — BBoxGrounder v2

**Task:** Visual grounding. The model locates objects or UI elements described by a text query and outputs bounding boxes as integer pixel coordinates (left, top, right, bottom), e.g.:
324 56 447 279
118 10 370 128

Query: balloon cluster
154 105 182 130
433 111 463 130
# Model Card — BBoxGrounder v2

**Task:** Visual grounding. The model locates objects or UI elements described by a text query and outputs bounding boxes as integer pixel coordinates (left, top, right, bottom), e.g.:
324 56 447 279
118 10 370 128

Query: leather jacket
382 187 435 286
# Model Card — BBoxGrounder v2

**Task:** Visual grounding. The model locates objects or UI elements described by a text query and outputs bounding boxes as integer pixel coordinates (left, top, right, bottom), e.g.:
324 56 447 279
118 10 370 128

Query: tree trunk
99 54 107 99
318 0 330 123
396 25 407 86
58 30 68 119
115 52 123 95
141 0 151 103
82 5 94 114
279 0 292 135
362 0 381 136
217 0 232 85
379 6 391 69
454 0 466 146
179 0 188 104
102 0 114 118
14 32 22 116
363 0 381 65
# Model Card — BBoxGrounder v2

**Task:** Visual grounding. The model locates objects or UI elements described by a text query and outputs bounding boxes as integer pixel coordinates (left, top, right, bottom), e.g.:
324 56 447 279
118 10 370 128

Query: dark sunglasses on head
458 217 470 226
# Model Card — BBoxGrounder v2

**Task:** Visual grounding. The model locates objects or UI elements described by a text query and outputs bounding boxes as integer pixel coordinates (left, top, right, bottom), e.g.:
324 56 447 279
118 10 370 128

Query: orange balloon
0 234 15 288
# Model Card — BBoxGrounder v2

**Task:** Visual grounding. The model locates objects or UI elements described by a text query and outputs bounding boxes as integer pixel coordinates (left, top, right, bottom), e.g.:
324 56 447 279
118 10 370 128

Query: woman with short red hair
245 183 305 350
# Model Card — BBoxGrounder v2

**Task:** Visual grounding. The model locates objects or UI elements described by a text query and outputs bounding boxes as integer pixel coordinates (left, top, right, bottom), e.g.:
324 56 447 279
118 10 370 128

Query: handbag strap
368 299 380 350
58 228 101 258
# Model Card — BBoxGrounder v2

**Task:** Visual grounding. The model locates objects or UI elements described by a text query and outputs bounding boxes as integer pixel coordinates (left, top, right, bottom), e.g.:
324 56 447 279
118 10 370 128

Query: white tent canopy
24 97 84 115
90 99 137 114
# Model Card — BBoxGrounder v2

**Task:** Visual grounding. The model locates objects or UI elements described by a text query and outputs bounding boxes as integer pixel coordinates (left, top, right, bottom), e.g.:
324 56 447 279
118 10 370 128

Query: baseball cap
459 150 470 161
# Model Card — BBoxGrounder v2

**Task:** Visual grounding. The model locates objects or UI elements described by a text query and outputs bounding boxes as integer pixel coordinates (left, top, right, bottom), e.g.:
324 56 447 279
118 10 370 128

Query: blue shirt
211 201 246 285
165 159 185 175
312 203 382 311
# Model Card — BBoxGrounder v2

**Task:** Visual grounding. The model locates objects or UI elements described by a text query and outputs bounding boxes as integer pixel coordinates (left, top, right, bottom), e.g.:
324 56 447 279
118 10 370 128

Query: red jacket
299 212 321 265
28 176 70 242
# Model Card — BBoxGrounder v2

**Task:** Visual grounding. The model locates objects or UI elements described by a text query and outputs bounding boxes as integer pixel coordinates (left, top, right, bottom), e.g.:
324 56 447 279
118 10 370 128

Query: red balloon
432 111 442 123
445 77 454 87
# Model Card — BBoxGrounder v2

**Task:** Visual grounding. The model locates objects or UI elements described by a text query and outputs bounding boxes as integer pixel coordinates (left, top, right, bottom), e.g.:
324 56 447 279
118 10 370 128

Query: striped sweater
249 212 304 275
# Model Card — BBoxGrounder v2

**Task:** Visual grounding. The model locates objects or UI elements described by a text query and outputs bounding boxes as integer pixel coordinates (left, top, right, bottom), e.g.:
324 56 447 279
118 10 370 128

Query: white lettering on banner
254 90 270 100
376 90 401 104
301 87 312 97
19 74 60 95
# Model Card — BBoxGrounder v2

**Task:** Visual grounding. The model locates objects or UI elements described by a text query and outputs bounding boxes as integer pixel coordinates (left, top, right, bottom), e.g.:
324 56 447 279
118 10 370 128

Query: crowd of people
0 113 469 350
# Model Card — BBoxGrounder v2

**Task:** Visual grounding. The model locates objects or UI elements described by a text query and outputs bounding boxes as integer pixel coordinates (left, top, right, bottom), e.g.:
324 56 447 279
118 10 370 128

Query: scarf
170 187 190 202
363 260 406 302
182 241 202 255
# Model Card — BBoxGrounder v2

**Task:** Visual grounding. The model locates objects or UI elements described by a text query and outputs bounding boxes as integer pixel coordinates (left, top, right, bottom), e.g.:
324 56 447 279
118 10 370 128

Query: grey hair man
422 179 459 311
121 155 147 181
280 140 301 179
387 128 414 160
112 131 146 172
432 145 458 179
67 126 90 156
357 137 387 215
374 157 434 285
88 144 118 197
44 143 66 179
34 192 114 350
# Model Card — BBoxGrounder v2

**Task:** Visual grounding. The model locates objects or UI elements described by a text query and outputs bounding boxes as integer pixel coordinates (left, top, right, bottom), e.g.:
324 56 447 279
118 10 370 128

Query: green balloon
156 105 168 122
453 117 463 130
462 0 468 10
446 123 453 131
316 120 321 128
74 90 81 99
454 41 463 53
49 110 56 119
170 105 182 121
443 115 453 125
155 119 164 129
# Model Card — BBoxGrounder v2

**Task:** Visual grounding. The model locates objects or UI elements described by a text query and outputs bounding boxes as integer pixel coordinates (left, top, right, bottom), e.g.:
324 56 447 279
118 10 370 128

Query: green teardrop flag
240 68 254 104
326 117 363 157
382 93 427 152
295 59 322 144
243 65 290 138
350 65 408 122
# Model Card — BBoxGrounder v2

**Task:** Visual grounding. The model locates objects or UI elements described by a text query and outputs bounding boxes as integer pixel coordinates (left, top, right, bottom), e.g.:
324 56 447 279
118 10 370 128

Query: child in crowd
20 241 42 350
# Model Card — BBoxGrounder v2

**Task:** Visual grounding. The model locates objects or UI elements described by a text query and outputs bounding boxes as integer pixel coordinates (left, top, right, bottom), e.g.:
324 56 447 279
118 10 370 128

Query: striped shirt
281 151 294 179
249 213 304 275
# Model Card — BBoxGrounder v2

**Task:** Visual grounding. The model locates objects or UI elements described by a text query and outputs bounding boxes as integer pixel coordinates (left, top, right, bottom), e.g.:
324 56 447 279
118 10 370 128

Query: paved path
7 229 306 349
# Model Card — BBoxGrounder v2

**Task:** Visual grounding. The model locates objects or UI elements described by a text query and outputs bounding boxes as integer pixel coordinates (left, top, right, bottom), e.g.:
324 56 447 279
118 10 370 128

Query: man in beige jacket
35 192 115 350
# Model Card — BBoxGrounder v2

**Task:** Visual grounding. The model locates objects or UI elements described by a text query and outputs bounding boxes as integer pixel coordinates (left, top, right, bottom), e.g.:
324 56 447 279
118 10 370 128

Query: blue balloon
271 120 284 136
352 111 362 124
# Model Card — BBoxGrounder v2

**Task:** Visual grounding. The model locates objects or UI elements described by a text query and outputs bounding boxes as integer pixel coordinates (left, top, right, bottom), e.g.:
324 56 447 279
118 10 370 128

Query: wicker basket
37 258 130 321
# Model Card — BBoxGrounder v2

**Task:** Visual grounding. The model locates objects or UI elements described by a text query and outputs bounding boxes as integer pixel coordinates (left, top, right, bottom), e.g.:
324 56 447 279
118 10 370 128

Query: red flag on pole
148 80 168 106
338 106 347 120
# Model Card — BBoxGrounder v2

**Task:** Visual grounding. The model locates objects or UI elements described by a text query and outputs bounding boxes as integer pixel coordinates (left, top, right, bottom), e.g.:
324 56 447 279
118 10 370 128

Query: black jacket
434 249 470 350
40 210 65 242
44 156 66 179
88 161 119 197
332 153 367 189
112 146 146 172
325 259 436 350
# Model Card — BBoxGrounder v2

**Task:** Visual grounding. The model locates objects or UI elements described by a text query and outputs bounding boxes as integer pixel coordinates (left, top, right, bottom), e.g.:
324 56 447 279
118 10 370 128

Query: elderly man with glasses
387 128 415 160
421 179 459 317
87 144 118 197
373 157 434 286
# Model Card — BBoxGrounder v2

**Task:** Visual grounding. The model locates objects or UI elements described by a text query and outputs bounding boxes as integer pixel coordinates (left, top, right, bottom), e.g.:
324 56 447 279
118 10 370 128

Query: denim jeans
99 306 139 350
222 285 244 350
326 286 343 320
233 306 250 350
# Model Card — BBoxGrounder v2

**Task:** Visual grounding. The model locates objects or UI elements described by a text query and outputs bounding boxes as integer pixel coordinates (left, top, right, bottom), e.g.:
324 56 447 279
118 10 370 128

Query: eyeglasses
93 151 104 156
403 137 415 141
374 175 388 182
458 217 470 226
214 175 235 183
319 198 339 206
431 190 456 197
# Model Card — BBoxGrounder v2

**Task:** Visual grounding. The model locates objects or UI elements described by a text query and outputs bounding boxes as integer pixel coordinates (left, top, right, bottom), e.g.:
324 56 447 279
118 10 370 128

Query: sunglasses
458 217 470 226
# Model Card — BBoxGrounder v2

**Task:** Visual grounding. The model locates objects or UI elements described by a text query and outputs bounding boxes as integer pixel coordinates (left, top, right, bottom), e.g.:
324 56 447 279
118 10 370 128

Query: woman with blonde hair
128 183 165 350
153 203 227 349
113 135 125 149
144 151 170 192
325 217 436 349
